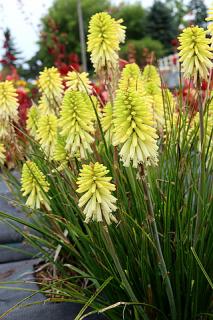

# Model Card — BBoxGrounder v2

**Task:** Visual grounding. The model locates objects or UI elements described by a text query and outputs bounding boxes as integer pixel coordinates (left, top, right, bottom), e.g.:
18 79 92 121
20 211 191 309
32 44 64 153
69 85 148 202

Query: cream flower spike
65 71 92 94
38 67 63 99
113 87 158 168
26 105 40 138
21 161 50 210
59 91 95 159
36 114 58 158
0 81 18 121
101 102 114 142
76 162 117 225
118 63 144 93
178 26 213 82
38 67 63 114
143 82 164 128
53 135 67 162
141 65 164 128
0 144 6 166
87 12 126 72
142 65 161 86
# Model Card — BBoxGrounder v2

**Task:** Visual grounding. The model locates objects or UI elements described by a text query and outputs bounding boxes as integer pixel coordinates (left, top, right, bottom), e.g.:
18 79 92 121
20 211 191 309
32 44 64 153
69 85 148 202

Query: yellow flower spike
36 114 58 158
26 105 40 138
0 144 6 166
76 162 117 225
21 161 50 210
65 71 92 94
101 102 114 142
113 87 159 168
143 82 164 128
178 26 213 82
38 67 63 98
59 91 95 159
142 65 161 86
38 67 63 114
87 12 126 72
53 135 68 162
141 65 164 129
0 81 18 121
38 95 58 115
52 135 69 171
118 63 143 92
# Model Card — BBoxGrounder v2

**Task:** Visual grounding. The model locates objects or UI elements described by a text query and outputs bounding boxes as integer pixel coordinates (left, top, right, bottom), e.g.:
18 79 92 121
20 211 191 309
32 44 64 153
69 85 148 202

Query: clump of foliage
0 8 213 320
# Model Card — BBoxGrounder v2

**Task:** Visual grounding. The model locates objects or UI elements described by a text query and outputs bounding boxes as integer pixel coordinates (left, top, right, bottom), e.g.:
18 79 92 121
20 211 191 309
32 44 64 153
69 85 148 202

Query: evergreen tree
0 28 22 80
188 0 207 27
147 1 178 52
0 28 21 67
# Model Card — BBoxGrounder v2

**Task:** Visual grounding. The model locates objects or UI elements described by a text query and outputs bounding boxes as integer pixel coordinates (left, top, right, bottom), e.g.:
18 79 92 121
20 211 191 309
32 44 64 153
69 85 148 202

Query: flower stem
194 78 205 247
139 165 177 320
101 225 148 320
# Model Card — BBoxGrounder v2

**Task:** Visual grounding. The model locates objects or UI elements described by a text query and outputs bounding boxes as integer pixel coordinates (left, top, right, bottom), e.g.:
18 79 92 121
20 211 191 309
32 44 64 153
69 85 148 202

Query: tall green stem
102 226 148 320
194 78 205 247
140 165 177 320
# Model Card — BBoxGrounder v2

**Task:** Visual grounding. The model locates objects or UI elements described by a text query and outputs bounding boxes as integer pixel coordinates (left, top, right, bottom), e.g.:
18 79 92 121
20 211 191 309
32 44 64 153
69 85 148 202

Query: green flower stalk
76 162 117 225
38 67 63 114
0 143 6 166
206 99 213 165
178 26 213 82
26 105 40 138
87 12 126 73
21 161 50 210
113 87 158 168
36 114 58 158
59 91 95 159
65 71 92 94
0 80 18 121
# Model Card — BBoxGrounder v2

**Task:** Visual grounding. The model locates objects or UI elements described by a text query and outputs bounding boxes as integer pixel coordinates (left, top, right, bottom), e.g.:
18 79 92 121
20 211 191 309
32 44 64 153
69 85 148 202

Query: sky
0 0 212 61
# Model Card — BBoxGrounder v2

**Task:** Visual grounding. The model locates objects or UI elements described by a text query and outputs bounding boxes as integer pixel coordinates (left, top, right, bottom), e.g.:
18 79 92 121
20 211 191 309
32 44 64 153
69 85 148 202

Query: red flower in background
119 59 128 70
17 88 32 128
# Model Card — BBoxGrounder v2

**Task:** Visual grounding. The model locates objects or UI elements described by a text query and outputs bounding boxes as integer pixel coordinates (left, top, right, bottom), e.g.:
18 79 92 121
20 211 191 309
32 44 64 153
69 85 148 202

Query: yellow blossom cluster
0 81 19 166
178 26 213 82
65 71 92 94
21 161 50 210
77 162 117 225
142 65 164 129
87 12 126 73
38 67 63 115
